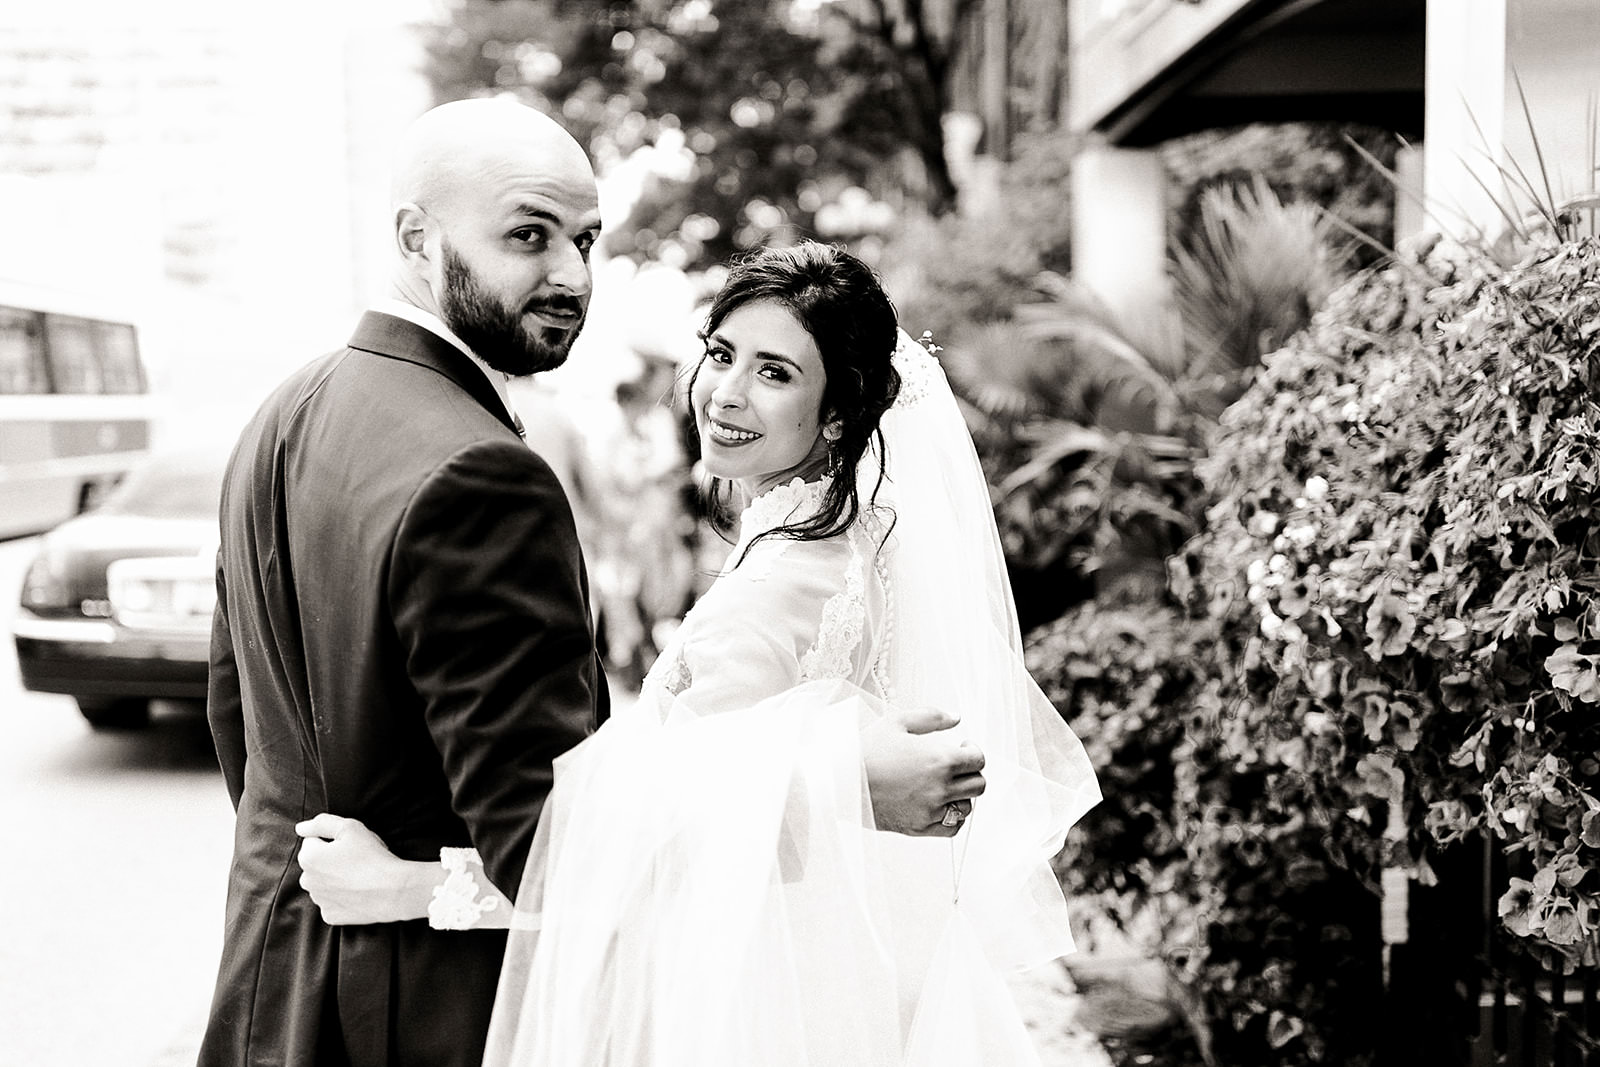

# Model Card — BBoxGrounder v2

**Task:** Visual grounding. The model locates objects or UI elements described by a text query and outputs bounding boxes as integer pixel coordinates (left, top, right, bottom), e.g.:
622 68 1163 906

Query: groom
200 98 984 1067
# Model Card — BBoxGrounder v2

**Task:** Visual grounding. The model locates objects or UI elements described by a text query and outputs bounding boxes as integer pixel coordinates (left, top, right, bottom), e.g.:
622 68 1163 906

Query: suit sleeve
388 439 599 896
207 548 247 809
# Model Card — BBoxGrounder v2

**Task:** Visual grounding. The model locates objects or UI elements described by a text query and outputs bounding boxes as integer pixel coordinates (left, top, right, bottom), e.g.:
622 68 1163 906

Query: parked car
12 448 224 729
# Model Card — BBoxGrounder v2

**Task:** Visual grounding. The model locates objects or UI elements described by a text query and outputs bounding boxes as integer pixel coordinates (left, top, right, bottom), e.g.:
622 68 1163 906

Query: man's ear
394 203 431 261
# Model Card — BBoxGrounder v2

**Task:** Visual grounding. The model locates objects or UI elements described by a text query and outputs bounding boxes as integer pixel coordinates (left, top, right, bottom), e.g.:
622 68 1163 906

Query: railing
1396 837 1600 1066
1469 846 1600 1066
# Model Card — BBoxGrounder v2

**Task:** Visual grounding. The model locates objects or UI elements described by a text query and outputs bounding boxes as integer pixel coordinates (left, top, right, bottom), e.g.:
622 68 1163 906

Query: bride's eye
704 345 732 365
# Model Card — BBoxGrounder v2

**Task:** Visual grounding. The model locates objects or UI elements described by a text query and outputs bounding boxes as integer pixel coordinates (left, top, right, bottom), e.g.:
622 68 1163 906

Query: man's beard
439 243 586 376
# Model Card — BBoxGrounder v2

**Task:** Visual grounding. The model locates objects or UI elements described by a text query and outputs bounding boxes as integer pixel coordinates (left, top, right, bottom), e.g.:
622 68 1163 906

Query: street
0 536 234 1067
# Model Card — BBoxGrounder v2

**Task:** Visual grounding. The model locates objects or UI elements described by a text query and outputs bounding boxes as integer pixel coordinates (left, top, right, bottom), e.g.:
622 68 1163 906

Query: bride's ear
822 419 843 442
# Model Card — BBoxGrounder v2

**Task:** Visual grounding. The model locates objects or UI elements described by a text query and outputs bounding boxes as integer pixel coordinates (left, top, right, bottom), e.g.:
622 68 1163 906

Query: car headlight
19 552 72 613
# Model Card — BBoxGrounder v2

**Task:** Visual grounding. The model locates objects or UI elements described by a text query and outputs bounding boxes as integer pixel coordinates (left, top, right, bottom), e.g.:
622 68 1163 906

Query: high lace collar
738 476 831 542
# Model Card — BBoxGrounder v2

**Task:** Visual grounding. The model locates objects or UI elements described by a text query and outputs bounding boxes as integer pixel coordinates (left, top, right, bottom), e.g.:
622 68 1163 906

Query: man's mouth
707 418 761 444
524 303 582 329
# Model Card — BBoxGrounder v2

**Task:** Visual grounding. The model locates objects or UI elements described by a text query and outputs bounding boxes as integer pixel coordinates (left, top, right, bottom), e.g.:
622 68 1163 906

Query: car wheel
76 697 151 730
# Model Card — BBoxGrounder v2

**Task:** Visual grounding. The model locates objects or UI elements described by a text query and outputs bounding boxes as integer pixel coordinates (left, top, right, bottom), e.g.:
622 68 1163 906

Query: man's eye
513 227 550 250
576 232 597 257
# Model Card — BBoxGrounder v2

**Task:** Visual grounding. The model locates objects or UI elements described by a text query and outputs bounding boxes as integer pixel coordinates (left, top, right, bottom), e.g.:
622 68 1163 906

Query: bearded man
196 98 609 1067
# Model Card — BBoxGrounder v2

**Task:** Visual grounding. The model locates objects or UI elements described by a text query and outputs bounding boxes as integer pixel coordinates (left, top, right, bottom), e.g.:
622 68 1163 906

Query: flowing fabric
482 333 1101 1066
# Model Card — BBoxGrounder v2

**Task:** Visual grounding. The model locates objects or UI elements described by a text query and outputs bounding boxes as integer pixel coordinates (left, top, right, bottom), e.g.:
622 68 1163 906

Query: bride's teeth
712 423 758 442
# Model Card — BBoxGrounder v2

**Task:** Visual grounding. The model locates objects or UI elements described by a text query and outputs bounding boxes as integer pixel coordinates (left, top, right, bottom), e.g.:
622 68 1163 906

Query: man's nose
546 239 592 296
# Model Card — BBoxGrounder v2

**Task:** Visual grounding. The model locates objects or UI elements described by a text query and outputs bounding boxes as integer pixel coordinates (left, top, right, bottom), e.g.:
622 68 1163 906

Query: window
94 322 146 394
44 314 104 394
0 308 49 394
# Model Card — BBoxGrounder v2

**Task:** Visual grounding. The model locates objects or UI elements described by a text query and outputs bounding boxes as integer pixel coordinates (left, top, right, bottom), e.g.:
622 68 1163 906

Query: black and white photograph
3 1 1599 1065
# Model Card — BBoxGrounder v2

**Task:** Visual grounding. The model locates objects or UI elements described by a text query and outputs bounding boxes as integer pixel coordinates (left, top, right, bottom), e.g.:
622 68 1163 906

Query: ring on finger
941 803 967 828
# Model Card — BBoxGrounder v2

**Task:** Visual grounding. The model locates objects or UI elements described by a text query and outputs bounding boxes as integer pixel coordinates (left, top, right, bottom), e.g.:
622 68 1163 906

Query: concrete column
1393 144 1427 246
1423 0 1600 241
1422 0 1507 240
1070 143 1171 340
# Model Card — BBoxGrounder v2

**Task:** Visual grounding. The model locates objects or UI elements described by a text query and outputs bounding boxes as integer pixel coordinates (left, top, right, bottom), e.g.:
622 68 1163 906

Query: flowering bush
1032 598 1384 1066
1190 236 1600 970
1038 237 1600 1065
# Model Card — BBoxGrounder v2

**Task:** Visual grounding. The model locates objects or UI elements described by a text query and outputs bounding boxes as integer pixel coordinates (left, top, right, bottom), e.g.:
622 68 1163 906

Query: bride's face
693 298 831 498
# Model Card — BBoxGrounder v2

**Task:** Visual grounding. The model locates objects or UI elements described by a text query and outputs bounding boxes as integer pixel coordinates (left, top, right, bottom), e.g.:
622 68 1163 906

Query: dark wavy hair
689 241 901 561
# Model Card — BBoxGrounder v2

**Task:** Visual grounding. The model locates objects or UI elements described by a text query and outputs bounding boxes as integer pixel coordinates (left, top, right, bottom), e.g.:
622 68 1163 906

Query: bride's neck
736 458 830 507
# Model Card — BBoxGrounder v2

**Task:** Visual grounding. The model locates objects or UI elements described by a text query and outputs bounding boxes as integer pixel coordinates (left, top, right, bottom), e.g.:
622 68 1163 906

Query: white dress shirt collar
374 298 516 421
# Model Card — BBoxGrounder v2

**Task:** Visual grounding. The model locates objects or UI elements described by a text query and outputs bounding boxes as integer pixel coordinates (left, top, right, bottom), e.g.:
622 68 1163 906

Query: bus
0 279 156 539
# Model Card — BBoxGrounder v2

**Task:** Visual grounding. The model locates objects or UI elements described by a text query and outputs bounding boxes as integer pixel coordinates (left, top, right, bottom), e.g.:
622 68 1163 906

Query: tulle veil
481 331 1100 1066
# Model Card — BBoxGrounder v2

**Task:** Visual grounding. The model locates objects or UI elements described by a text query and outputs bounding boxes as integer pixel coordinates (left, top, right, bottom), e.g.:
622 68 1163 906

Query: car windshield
105 454 226 519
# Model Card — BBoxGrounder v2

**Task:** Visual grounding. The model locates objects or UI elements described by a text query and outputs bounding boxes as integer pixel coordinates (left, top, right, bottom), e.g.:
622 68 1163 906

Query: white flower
1284 522 1318 548
1340 401 1363 423
1249 511 1279 537
1269 553 1290 573
1260 608 1284 639
1247 558 1269 585
1304 476 1329 502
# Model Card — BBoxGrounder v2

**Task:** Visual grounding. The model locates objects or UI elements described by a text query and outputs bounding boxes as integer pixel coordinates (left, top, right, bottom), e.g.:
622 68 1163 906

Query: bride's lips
705 417 762 447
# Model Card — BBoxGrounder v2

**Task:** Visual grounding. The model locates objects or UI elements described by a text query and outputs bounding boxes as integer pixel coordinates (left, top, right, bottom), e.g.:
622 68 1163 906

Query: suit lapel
346 311 521 438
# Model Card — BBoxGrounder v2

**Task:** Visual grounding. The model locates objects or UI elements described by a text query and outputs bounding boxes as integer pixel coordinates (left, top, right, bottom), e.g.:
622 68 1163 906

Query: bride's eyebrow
707 332 805 373
759 352 804 372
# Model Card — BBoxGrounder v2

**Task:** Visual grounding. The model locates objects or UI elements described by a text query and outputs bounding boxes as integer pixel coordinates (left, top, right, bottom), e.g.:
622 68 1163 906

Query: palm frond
1171 176 1344 375
997 422 1120 498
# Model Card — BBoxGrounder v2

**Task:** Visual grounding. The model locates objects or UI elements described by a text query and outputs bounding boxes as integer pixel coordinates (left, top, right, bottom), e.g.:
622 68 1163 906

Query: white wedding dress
439 337 1100 1066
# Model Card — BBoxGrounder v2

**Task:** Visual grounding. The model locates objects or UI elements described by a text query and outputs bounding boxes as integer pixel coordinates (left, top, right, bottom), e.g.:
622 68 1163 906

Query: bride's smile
692 297 832 497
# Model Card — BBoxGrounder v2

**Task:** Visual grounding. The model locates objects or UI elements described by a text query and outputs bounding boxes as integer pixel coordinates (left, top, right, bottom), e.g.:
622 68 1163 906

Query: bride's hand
295 813 437 925
861 706 986 837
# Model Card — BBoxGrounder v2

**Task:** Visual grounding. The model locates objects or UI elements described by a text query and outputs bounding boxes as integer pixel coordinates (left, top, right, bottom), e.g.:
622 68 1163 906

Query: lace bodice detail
641 477 891 709
739 476 829 542
797 540 865 682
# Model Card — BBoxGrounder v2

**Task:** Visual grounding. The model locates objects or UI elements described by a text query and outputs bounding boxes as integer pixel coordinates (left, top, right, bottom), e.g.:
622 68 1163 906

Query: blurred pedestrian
590 367 696 685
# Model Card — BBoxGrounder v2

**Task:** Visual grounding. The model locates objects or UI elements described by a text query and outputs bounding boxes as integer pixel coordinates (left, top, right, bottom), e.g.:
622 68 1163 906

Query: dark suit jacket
199 312 608 1067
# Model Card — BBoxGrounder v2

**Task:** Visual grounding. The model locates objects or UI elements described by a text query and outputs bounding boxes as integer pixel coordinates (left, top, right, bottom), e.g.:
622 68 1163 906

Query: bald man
197 99 609 1067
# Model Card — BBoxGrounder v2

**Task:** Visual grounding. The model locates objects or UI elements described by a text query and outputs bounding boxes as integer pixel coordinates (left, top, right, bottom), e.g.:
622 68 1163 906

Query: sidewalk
1012 961 1118 1066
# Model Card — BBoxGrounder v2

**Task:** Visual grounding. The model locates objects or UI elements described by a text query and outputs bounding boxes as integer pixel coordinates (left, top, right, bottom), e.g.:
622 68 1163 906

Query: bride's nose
710 370 746 409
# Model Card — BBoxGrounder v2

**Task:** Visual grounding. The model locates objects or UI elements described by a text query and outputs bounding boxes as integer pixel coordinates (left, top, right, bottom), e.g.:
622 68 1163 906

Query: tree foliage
424 0 983 270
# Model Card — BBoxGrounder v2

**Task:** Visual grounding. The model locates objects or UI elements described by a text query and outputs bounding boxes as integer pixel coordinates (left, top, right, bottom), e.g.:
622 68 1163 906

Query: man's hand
294 813 435 925
861 705 986 837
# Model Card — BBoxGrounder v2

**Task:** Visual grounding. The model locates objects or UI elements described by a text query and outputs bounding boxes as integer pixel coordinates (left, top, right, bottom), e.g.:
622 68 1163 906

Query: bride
295 241 1099 1064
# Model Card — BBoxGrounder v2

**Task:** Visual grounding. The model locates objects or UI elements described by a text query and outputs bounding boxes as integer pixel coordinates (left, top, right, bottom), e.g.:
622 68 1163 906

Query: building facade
1066 0 1600 331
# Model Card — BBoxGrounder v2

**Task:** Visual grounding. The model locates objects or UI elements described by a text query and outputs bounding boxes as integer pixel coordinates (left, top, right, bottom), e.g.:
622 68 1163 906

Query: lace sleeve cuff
427 847 509 930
